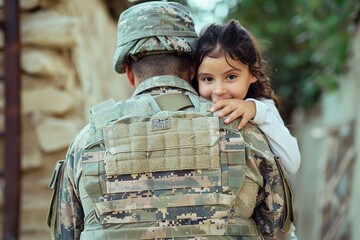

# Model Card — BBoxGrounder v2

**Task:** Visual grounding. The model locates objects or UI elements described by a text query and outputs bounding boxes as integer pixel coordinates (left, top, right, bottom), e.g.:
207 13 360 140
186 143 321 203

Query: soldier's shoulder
90 98 122 130
66 123 92 156
242 122 265 140
242 122 272 152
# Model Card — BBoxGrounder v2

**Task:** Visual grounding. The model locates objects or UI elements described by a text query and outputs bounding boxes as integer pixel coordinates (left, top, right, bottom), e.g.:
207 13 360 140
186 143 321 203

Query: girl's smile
197 54 257 102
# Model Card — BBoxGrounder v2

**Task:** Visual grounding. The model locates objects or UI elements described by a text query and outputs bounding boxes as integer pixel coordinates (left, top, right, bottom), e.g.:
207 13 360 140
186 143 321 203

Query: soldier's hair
129 54 193 83
194 19 280 107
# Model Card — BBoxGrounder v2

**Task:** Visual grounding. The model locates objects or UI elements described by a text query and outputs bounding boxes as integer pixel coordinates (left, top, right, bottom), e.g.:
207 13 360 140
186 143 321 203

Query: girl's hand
210 99 256 130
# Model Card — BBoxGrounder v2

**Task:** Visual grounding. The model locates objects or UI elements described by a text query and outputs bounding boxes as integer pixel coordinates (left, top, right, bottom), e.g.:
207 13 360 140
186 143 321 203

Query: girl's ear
250 74 258 84
125 63 135 86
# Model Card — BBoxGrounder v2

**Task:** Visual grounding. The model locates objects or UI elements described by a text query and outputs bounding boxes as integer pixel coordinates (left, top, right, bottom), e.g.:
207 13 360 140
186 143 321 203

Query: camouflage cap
113 1 198 73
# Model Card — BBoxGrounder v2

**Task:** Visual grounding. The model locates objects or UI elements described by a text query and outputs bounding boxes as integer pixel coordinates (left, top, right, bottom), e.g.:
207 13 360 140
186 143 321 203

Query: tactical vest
80 89 262 239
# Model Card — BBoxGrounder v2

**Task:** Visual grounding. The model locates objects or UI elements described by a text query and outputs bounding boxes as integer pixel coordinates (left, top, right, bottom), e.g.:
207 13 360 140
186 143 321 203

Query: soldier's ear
125 63 135 86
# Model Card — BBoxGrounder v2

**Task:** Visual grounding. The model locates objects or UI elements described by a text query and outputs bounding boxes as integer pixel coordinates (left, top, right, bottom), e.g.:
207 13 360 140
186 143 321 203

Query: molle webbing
105 173 221 193
82 92 255 238
103 116 219 175
81 222 258 240
218 118 246 192
81 223 259 239
95 192 234 214
100 205 230 224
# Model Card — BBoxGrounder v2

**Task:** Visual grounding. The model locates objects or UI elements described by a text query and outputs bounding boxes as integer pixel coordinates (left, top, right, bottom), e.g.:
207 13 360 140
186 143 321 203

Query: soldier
47 1 294 239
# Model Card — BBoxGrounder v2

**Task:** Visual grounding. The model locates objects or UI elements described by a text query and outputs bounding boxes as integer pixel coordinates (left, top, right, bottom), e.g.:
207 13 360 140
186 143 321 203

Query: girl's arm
247 98 301 175
211 98 301 175
210 98 256 130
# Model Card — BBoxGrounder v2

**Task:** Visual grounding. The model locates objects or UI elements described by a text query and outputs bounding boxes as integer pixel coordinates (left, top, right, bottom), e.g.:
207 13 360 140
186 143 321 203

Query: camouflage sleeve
53 143 85 240
242 123 294 240
56 156 84 239
52 124 91 240
252 157 293 240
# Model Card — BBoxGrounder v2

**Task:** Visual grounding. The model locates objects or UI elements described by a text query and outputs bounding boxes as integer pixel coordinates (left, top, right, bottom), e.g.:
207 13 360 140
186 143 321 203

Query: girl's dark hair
194 20 279 107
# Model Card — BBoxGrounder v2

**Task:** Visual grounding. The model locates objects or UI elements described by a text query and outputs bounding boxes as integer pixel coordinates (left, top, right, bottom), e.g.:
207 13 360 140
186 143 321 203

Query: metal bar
3 0 21 239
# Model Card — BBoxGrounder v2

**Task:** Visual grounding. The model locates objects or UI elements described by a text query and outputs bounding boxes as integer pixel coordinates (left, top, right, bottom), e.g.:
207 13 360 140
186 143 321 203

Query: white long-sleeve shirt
246 98 301 175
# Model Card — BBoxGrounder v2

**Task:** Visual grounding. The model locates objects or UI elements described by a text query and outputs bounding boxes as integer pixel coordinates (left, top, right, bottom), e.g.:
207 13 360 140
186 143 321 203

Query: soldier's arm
243 123 294 239
56 160 85 240
48 135 85 240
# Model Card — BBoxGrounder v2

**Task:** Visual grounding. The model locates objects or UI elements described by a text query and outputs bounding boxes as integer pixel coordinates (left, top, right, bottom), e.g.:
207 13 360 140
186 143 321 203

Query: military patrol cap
113 1 198 73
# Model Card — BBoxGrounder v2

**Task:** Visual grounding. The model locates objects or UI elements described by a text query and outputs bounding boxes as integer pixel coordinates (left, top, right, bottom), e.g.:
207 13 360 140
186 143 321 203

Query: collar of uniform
132 75 198 97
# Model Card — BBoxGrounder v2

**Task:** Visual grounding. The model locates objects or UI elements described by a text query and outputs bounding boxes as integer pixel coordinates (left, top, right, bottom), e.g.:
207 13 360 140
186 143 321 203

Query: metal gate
1 0 21 239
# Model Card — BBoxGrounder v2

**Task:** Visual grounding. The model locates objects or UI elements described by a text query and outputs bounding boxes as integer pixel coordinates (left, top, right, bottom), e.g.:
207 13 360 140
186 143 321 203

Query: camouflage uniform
47 2 293 240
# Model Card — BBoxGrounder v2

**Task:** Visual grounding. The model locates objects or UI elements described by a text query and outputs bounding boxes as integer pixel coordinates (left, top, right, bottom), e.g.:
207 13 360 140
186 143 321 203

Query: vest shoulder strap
154 93 193 111
90 98 120 130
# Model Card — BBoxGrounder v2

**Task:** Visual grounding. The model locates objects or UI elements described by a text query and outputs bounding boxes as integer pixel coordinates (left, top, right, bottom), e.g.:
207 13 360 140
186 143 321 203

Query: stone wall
0 0 133 239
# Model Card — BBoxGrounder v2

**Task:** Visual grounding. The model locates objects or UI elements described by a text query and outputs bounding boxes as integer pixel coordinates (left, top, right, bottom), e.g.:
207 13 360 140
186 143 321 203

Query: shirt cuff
246 98 267 124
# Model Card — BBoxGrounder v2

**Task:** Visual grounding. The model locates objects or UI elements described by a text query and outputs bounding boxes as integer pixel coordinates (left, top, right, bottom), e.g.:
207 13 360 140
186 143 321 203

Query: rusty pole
3 0 21 239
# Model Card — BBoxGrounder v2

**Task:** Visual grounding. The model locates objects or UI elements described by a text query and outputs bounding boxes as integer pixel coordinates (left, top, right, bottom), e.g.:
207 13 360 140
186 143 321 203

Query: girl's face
197 54 257 102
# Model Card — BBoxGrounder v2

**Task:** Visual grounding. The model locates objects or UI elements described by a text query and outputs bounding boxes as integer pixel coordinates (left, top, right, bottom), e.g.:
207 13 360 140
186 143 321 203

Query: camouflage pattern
113 1 198 73
48 75 293 239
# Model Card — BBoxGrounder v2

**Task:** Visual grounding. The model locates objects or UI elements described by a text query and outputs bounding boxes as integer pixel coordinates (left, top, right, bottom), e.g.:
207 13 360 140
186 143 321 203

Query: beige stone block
20 0 40 10
21 48 69 79
22 141 42 170
22 11 79 48
22 72 78 95
20 148 66 238
35 117 80 153
22 114 42 170
22 85 75 115
39 0 62 8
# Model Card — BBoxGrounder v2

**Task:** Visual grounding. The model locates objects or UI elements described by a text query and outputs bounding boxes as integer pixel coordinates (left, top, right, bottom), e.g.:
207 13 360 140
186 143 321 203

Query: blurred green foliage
176 0 358 121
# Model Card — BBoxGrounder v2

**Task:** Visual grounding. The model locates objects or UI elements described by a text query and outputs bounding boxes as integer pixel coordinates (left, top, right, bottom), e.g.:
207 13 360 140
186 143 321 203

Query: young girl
195 19 300 239
194 20 301 176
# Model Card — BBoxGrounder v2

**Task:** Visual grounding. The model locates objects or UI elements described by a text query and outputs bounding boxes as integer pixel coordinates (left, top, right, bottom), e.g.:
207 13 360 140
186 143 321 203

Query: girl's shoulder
258 97 275 106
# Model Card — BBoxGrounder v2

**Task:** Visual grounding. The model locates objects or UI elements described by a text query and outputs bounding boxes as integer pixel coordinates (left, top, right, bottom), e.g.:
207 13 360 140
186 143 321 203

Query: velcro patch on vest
103 116 220 176
152 118 170 130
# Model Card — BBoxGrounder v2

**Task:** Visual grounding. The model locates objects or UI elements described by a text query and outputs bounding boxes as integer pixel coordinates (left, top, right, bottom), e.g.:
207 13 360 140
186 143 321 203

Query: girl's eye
227 74 237 80
201 77 213 82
